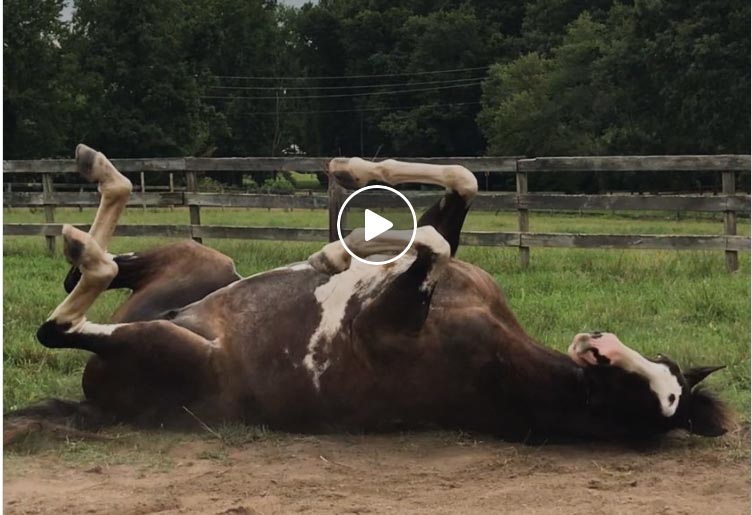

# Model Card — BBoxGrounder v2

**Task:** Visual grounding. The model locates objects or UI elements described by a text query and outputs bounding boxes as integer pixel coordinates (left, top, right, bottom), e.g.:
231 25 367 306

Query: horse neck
496 335 596 437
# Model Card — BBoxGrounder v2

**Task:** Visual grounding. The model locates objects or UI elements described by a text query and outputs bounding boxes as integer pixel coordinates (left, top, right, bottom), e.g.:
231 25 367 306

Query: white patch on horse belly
303 257 413 389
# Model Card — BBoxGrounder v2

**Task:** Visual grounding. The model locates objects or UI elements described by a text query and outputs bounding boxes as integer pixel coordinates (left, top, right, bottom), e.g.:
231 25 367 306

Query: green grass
4 207 750 423
5 206 750 235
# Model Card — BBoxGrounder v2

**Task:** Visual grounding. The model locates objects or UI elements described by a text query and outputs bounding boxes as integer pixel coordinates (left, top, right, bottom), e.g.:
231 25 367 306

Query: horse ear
684 365 725 389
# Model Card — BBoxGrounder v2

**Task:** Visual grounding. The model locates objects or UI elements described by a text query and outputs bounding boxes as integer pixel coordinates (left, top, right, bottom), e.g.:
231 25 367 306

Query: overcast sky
62 0 316 21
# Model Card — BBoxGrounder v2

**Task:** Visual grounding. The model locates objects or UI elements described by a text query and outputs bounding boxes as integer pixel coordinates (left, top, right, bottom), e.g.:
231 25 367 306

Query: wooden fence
3 155 750 271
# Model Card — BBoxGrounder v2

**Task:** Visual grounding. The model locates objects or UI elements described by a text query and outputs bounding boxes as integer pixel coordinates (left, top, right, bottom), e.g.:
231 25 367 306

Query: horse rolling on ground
9 145 732 443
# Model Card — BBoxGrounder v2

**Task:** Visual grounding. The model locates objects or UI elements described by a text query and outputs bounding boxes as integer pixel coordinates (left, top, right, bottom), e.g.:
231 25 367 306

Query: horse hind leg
38 227 228 423
64 240 241 323
62 144 131 292
327 157 477 255
38 225 119 348
42 144 130 336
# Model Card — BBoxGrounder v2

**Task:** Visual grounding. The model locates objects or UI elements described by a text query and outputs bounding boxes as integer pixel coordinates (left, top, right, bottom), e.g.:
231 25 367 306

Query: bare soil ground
4 430 749 515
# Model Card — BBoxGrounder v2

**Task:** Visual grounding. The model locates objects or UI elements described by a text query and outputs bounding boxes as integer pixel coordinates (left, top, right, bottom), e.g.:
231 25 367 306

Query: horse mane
688 386 735 437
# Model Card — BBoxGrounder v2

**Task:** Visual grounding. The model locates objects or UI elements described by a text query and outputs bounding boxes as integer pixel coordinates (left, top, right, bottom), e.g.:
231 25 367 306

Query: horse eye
668 394 676 405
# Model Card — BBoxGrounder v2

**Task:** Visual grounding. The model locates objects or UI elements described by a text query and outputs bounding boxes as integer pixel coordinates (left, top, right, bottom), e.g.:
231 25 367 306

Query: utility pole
272 88 280 156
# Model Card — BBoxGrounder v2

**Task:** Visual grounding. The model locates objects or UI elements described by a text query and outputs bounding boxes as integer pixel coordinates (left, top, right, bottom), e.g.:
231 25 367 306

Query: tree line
4 0 749 191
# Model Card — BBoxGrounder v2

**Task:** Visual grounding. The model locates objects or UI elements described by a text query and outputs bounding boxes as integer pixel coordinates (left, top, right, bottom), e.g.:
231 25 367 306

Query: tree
68 0 211 157
480 1 751 158
4 0 74 158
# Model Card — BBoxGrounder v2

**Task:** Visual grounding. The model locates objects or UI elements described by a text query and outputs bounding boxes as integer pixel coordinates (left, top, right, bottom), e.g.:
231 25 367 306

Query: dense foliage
4 0 749 188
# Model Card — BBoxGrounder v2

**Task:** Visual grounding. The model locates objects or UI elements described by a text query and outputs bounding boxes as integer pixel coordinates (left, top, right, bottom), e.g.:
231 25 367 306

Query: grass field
3 207 750 421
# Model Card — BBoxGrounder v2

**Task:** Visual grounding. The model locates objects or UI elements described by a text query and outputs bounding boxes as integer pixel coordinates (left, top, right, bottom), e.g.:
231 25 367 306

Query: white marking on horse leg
76 144 132 251
343 228 410 259
288 261 314 272
307 240 352 275
49 225 118 329
67 320 126 336
343 226 450 290
329 157 478 201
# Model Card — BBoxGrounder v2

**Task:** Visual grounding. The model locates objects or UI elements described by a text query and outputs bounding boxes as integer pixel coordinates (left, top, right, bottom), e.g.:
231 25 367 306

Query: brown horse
23 145 731 441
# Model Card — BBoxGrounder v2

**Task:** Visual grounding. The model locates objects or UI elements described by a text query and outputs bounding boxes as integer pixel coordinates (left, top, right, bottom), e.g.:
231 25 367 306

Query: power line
212 66 489 81
208 76 485 91
238 101 481 116
201 80 483 101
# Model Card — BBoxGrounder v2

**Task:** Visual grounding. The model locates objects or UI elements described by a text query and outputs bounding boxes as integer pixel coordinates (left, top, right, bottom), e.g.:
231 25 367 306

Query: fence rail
4 155 750 271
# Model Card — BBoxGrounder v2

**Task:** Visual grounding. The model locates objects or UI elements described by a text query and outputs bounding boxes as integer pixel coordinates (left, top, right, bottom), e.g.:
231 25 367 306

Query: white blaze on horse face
569 333 682 417
303 257 414 390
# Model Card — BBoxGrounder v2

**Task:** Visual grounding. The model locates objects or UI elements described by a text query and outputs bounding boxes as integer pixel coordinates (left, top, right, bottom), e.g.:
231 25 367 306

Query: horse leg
61 144 130 291
311 226 450 326
37 227 230 424
65 241 241 323
62 144 240 321
75 144 132 250
350 226 451 339
328 157 478 255
308 224 450 277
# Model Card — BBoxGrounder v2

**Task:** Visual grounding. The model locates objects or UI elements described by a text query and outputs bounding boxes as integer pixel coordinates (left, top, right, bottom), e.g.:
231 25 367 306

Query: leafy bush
197 176 224 193
260 177 295 195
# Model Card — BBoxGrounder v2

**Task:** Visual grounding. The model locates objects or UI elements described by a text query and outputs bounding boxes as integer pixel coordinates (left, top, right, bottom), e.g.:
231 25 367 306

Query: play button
337 185 417 265
364 209 393 241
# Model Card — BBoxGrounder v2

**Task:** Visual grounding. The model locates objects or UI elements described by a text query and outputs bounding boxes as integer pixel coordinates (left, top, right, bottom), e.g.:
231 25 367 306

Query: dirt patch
4 431 749 515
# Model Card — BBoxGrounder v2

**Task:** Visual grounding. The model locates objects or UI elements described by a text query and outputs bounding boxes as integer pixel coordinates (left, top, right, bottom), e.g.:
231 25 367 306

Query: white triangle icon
364 209 394 241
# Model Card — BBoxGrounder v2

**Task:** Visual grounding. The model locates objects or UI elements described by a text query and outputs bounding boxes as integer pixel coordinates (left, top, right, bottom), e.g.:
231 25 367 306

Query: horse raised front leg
351 226 451 343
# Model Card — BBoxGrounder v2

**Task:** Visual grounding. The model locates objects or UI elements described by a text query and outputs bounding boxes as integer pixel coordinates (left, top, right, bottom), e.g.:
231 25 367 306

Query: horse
14 145 731 442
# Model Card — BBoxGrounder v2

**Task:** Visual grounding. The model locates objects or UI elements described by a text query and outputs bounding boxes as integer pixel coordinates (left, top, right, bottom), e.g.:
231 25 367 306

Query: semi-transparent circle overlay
336 185 417 266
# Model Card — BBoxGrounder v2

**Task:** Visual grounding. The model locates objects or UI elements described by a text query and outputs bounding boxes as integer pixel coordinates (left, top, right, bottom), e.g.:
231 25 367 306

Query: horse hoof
75 144 101 183
328 158 364 190
62 225 90 265
61 225 117 280
74 145 132 197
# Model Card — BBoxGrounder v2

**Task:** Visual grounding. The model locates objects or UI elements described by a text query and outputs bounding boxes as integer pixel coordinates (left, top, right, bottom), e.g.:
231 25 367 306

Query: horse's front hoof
328 158 364 190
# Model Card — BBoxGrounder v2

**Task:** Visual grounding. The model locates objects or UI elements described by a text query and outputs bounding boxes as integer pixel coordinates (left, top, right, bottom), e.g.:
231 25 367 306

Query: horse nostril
668 394 676 405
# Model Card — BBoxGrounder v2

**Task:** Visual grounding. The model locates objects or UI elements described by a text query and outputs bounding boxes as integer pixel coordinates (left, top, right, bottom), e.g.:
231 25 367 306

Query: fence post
42 173 56 255
186 170 202 244
516 166 530 268
328 177 346 242
722 170 738 272
169 172 175 211
140 171 147 211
